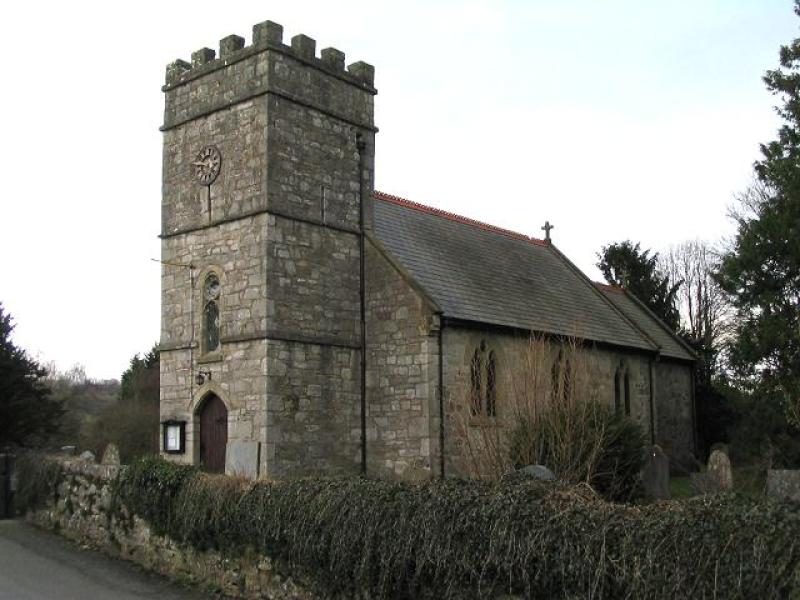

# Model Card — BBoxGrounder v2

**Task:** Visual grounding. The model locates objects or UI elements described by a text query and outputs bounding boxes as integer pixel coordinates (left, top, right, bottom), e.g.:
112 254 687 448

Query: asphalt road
0 520 212 599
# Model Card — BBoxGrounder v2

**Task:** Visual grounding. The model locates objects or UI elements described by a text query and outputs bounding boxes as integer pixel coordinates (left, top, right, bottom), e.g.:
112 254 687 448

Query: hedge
105 456 800 599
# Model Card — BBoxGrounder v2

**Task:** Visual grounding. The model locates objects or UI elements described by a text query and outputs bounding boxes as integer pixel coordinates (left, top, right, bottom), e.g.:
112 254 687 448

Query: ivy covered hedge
107 456 800 599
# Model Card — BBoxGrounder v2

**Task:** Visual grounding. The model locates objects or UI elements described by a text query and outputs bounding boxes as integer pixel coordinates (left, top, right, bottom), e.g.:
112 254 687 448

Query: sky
2 0 796 380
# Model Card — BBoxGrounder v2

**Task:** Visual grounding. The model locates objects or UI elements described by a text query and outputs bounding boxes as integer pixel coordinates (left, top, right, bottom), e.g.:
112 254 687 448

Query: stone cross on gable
541 221 554 242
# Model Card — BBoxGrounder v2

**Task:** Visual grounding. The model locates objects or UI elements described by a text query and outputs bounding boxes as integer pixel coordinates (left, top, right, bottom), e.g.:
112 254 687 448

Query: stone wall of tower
159 20 376 478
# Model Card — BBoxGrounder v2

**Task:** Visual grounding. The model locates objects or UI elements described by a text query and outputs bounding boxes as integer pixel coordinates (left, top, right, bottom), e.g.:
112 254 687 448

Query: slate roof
372 191 693 361
595 284 695 362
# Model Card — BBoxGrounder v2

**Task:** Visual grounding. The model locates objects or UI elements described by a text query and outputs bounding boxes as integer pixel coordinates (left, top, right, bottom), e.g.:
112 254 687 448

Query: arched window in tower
202 273 221 354
470 348 482 416
486 351 497 417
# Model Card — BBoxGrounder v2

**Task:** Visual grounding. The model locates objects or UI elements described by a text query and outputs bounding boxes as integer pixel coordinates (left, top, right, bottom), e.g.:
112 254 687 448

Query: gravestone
101 444 120 466
767 470 800 502
225 441 260 478
707 449 733 490
59 446 76 456
78 450 96 463
641 445 670 500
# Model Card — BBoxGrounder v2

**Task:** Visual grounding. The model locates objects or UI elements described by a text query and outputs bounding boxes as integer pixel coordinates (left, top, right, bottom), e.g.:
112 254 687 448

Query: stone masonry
160 20 375 478
159 19 695 480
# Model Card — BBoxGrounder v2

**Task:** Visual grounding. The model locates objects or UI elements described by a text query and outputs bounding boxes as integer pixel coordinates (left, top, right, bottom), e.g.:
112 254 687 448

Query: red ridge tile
373 191 549 247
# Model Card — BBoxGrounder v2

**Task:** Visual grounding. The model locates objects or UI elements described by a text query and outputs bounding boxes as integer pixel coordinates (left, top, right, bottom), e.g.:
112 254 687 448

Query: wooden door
199 394 227 473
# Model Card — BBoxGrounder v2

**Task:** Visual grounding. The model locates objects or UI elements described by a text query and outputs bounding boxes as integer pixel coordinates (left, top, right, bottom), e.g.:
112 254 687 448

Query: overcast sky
2 0 795 380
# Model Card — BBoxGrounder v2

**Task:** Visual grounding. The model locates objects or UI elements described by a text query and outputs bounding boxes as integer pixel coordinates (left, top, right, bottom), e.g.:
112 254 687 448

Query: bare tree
660 240 732 378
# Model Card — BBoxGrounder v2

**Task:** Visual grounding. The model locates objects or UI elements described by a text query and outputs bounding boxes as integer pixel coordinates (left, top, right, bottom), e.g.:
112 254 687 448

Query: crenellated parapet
164 20 375 91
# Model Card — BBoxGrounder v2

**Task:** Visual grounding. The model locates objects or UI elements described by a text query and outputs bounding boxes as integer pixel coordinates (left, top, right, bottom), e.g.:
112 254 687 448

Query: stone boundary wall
24 456 316 599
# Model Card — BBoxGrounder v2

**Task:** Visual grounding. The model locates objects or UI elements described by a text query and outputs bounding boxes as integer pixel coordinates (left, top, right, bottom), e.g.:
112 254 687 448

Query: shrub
457 336 647 501
13 453 62 514
114 456 800 599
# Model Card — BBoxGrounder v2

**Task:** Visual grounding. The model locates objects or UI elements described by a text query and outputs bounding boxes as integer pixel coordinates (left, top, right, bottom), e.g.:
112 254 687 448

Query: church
158 20 696 480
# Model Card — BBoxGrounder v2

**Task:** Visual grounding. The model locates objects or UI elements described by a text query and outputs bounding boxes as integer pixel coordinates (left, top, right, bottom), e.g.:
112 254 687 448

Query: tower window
202 273 221 354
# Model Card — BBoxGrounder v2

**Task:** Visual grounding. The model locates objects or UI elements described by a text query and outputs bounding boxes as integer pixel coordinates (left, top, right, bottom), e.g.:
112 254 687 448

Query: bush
115 456 800 599
13 453 62 514
458 336 647 501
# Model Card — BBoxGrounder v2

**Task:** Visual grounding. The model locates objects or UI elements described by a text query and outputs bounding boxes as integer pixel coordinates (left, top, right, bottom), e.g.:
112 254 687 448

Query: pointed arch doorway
198 393 227 473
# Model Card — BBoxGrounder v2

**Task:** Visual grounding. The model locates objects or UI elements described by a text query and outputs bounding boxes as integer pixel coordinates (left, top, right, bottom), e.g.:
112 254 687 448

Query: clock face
193 145 222 186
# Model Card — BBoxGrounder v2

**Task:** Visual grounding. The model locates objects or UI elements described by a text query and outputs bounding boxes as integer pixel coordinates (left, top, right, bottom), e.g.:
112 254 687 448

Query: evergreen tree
0 303 63 447
597 240 682 331
717 3 800 428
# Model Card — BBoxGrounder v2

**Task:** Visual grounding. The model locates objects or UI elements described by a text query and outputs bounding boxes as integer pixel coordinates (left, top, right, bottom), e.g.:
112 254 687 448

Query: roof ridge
373 190 548 246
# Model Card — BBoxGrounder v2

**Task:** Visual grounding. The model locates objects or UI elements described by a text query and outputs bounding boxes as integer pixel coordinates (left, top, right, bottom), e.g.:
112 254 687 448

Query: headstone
225 441 260 478
59 446 76 456
641 445 670 500
767 469 800 502
78 450 96 463
519 464 556 482
100 444 120 466
707 449 733 490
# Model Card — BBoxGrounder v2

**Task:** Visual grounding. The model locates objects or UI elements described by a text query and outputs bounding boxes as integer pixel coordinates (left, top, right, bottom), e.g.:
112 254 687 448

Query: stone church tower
159 21 376 478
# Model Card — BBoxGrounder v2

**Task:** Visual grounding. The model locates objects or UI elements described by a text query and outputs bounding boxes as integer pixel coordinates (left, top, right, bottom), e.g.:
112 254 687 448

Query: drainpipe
357 133 368 476
438 317 446 479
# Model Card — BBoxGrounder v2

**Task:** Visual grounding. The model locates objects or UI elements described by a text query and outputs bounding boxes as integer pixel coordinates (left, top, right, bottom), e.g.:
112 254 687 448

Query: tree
661 240 732 379
82 345 160 462
0 303 63 447
597 240 682 331
716 4 800 431
660 241 736 456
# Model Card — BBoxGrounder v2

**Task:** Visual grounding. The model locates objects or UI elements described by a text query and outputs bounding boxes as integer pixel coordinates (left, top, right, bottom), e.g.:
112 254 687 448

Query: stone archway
198 393 227 473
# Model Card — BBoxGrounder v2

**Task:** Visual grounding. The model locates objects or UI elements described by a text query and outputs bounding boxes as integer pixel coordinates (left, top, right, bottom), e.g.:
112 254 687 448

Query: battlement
164 20 375 91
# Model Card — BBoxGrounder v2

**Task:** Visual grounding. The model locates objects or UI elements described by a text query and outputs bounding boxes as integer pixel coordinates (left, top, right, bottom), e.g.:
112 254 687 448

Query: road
0 520 213 599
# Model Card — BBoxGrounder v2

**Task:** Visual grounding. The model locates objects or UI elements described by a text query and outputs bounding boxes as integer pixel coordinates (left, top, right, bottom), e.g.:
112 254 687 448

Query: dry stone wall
25 457 316 599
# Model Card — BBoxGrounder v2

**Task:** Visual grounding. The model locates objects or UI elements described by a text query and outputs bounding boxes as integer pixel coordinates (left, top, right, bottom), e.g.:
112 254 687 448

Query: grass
668 464 767 500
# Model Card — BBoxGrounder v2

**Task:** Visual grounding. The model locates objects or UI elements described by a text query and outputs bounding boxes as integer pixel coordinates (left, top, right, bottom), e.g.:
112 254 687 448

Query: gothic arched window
624 372 631 416
552 350 573 402
470 348 482 416
486 351 497 417
202 273 221 354
469 341 497 417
